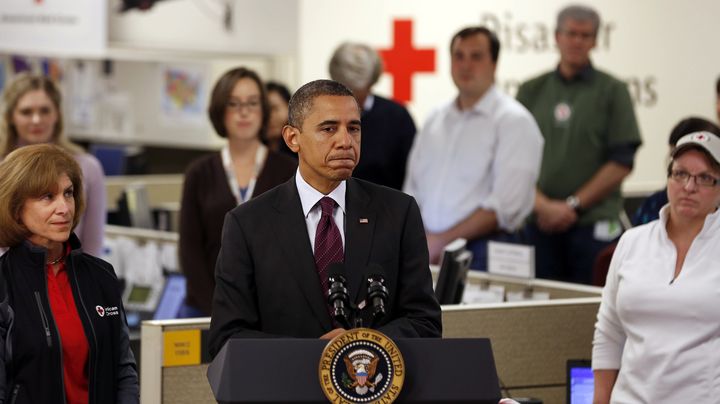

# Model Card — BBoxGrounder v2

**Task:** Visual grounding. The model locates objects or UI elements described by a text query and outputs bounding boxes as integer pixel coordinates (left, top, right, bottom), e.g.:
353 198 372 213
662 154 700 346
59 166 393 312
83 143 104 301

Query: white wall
0 0 107 57
3 0 717 189
108 0 298 56
297 0 720 192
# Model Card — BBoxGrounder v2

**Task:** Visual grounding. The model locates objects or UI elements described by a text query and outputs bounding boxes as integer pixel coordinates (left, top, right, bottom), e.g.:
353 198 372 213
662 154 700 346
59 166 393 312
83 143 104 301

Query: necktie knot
319 197 336 216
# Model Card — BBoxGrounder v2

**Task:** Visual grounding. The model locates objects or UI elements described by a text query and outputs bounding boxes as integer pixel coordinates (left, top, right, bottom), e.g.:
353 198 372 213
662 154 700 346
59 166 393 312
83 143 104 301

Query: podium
207 337 501 403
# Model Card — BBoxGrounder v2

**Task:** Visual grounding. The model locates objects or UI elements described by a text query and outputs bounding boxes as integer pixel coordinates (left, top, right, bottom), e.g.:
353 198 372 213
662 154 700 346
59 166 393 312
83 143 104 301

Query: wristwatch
565 195 582 212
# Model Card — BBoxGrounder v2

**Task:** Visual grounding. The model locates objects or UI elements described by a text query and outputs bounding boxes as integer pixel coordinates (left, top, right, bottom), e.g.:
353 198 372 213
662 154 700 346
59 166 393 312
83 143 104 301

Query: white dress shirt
593 205 720 403
295 169 346 251
403 85 543 233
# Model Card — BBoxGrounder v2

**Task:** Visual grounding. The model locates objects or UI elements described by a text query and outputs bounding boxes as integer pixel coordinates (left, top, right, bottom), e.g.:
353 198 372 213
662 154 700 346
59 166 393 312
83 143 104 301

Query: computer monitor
89 144 126 176
126 284 153 306
123 282 162 312
567 359 594 404
434 238 473 305
153 272 187 320
123 281 163 330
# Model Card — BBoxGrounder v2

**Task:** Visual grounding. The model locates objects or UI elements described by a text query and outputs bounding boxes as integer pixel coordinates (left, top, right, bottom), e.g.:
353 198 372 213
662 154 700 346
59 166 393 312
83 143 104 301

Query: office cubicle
139 273 602 404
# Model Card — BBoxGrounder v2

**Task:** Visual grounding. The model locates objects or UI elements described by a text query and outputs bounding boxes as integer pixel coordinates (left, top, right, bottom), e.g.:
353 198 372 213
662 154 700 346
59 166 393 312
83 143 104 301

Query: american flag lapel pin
359 218 369 224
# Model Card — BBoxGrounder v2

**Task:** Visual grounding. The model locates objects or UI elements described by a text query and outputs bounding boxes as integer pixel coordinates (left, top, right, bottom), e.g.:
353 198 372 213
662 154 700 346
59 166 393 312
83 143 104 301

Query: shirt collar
451 84 498 116
555 62 595 83
659 203 720 239
295 168 347 218
44 242 70 275
363 94 375 112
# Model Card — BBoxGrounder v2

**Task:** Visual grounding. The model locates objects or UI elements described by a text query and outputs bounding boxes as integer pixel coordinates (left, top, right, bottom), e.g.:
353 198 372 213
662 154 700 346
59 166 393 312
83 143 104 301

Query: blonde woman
1 73 106 257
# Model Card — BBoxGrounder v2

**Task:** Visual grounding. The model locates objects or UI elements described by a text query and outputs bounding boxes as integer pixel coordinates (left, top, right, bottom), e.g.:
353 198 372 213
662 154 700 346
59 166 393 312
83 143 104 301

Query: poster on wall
159 63 208 127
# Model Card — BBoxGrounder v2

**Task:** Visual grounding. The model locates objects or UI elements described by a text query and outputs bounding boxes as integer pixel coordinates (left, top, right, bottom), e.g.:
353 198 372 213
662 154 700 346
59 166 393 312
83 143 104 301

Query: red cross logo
378 19 436 105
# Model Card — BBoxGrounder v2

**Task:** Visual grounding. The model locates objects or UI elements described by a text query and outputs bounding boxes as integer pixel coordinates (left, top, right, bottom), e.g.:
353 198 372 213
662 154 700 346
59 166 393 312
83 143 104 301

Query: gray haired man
328 42 417 190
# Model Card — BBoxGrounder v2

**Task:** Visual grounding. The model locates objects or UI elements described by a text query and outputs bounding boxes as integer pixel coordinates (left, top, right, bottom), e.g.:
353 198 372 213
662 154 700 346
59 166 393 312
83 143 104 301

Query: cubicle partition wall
443 298 600 402
141 319 214 404
443 273 602 402
138 274 602 404
106 174 184 211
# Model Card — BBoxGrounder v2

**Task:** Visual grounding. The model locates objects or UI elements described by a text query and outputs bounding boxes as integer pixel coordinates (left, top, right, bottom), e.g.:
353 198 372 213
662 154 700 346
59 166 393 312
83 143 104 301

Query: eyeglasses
669 169 720 187
227 99 261 113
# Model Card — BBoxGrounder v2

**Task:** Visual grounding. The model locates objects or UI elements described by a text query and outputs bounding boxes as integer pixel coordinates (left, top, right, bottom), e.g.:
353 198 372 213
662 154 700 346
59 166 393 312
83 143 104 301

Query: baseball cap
672 131 720 165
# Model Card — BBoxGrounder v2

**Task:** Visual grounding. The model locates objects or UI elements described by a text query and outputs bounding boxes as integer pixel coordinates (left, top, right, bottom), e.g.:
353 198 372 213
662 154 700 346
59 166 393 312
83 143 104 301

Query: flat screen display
153 273 186 320
435 239 473 305
126 285 152 304
567 360 594 404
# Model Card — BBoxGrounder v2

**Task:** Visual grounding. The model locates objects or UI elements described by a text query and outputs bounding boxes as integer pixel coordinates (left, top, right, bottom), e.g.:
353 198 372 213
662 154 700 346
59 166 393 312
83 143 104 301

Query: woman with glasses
592 132 720 403
631 117 720 225
179 67 296 317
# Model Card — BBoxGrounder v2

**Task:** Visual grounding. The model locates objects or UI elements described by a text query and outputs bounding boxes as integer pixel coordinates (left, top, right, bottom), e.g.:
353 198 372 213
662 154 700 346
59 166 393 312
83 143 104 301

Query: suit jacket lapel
271 178 332 330
344 179 376 304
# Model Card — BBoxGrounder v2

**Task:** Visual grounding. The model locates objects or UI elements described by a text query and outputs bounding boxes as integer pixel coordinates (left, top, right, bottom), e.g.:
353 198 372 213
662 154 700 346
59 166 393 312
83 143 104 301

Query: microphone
326 263 351 329
366 263 389 327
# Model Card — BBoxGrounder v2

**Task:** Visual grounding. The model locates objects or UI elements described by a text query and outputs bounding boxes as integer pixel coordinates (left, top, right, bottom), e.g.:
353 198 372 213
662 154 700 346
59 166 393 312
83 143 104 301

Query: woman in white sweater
592 131 720 403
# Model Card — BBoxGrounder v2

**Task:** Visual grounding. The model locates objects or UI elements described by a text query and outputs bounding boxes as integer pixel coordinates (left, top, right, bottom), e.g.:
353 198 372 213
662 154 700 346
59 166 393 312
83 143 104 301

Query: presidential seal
319 328 404 403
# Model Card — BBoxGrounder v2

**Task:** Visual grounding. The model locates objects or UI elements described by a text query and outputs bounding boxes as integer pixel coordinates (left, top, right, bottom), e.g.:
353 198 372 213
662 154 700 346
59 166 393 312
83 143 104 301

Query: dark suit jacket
208 177 441 357
352 95 416 190
179 151 297 315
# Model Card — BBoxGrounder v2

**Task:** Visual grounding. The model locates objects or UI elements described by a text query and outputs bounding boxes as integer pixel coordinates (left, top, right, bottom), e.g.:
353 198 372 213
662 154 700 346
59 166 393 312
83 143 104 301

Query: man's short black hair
716 75 720 95
287 79 357 129
449 26 500 63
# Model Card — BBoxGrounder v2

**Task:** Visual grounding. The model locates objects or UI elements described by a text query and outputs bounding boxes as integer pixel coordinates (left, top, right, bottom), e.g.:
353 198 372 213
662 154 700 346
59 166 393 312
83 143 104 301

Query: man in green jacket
516 4 642 284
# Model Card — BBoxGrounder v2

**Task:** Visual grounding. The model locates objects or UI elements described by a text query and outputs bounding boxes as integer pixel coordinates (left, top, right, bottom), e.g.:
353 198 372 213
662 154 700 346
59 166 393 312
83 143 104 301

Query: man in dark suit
208 79 441 357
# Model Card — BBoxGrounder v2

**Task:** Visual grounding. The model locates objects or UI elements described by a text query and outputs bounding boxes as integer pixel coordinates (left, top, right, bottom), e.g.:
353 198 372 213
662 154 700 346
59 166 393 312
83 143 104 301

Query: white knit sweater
593 205 720 403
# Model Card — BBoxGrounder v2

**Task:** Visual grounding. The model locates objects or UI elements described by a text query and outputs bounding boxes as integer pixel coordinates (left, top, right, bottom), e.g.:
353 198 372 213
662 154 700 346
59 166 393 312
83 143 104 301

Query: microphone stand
367 273 389 329
327 273 352 329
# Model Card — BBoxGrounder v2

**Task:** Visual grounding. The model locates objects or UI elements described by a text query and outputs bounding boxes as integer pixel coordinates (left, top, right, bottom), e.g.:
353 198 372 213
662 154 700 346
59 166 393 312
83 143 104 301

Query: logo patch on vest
95 305 119 317
554 102 572 123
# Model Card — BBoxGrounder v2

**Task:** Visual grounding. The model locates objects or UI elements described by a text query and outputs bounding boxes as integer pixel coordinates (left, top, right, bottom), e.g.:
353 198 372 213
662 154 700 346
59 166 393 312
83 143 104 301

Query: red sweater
47 260 89 404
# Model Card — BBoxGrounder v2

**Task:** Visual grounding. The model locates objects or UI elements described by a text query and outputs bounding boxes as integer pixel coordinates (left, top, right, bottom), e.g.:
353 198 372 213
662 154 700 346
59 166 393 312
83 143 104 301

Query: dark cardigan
179 150 297 315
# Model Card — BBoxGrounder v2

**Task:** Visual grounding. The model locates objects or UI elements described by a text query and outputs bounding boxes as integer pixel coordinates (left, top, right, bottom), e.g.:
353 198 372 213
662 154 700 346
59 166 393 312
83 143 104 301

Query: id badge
593 220 622 241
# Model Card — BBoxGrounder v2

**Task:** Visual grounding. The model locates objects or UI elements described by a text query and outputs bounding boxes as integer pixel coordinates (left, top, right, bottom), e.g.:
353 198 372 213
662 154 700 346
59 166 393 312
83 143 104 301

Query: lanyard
221 144 267 205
